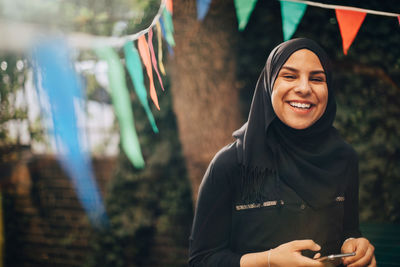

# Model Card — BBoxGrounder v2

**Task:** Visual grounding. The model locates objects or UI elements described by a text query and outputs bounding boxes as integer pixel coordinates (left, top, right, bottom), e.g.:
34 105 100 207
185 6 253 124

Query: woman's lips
287 101 315 114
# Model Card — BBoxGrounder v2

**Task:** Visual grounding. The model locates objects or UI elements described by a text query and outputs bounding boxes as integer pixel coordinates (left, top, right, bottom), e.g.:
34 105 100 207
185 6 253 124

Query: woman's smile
271 49 328 129
287 101 315 114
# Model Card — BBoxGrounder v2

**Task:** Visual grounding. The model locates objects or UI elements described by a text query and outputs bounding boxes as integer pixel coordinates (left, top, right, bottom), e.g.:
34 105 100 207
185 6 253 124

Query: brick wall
3 154 191 267
4 155 117 267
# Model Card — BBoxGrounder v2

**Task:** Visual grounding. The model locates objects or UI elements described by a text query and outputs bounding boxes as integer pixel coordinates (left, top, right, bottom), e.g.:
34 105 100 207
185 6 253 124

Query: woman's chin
281 120 314 130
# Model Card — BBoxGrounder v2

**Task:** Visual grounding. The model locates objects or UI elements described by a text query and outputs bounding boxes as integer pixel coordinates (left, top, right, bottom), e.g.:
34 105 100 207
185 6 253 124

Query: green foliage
0 0 161 35
335 69 400 223
237 0 400 223
86 73 193 266
0 54 28 146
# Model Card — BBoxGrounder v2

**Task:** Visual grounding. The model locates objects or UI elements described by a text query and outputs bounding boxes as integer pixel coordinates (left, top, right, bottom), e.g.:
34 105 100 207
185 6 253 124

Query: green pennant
124 41 159 133
95 46 145 169
163 9 174 33
280 0 307 41
162 9 175 47
234 0 258 31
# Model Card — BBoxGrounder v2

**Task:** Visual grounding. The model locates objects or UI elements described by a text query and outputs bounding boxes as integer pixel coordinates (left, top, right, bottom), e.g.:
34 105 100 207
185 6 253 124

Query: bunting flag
123 41 159 133
148 28 165 91
234 0 258 31
335 9 366 55
166 0 173 14
197 0 212 21
32 39 107 228
156 22 166 75
280 0 307 41
397 15 400 25
95 46 145 169
1 0 175 173
164 9 175 34
138 35 160 110
159 19 174 55
162 9 175 46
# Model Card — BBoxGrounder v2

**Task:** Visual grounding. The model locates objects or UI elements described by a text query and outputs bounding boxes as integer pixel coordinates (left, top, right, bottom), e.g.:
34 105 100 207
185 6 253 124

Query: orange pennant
398 15 400 25
148 28 165 91
335 9 366 55
166 0 173 14
138 35 160 110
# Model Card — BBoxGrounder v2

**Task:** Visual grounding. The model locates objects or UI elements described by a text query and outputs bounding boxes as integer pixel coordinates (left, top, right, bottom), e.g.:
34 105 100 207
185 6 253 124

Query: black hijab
233 38 355 208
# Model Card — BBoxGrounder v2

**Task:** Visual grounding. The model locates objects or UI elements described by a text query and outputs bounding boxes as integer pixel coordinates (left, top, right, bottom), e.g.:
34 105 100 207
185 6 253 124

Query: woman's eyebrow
280 66 298 72
310 70 326 75
281 66 326 75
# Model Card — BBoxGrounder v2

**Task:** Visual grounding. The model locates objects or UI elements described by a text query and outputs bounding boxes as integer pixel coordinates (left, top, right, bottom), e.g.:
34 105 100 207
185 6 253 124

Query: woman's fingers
367 256 377 267
348 245 375 267
341 238 375 267
270 240 325 267
342 238 367 265
290 239 321 251
300 256 325 267
341 238 356 253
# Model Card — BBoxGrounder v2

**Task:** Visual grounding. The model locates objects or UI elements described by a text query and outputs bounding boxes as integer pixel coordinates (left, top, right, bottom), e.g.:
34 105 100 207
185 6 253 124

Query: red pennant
398 15 400 25
138 35 160 110
335 9 366 55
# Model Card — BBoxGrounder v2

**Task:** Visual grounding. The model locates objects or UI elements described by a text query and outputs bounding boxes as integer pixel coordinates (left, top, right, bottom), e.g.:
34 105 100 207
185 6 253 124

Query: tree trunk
170 0 242 203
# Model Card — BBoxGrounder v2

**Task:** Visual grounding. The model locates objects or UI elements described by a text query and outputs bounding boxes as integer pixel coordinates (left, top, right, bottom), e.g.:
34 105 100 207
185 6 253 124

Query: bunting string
0 0 167 51
278 0 399 53
197 0 399 40
280 0 400 17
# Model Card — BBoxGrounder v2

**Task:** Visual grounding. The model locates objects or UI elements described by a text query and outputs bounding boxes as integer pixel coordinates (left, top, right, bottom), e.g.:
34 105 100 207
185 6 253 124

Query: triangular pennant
234 0 258 31
123 41 159 133
159 18 174 55
95 46 146 169
148 28 165 91
280 0 307 41
163 9 175 35
138 35 160 110
156 22 166 75
398 15 400 25
32 39 108 228
197 0 212 21
335 9 366 55
160 11 175 48
166 0 173 14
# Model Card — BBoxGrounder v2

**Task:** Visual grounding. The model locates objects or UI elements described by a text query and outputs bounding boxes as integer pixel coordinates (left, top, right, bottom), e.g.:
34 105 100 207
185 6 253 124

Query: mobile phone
317 252 356 262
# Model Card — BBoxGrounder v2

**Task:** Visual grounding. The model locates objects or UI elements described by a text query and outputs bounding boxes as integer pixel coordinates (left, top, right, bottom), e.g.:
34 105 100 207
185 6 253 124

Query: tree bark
170 0 242 203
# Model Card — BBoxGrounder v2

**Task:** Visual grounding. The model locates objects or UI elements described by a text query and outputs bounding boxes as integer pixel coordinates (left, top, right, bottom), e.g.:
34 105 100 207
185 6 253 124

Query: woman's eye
283 75 296 79
310 77 325 82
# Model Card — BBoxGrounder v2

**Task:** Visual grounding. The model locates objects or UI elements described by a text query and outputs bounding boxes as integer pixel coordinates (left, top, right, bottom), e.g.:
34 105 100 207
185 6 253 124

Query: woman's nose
294 77 312 95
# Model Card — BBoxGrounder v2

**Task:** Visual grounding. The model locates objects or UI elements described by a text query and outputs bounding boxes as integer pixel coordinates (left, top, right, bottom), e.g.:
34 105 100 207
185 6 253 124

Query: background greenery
235 0 400 223
85 76 193 266
0 0 399 266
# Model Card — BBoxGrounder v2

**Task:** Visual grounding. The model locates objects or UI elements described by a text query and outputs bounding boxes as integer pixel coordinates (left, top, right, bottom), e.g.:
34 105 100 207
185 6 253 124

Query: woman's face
271 49 328 129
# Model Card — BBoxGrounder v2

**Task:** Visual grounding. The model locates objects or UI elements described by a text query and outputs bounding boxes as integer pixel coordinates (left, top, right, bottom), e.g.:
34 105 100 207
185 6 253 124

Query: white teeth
289 102 311 109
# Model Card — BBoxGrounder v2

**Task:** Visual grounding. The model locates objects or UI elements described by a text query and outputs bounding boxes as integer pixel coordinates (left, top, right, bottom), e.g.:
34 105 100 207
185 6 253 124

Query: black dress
188 142 361 267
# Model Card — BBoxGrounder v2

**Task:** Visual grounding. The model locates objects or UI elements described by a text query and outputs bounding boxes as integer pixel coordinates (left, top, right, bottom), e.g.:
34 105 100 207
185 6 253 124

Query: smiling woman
189 38 376 267
272 49 328 129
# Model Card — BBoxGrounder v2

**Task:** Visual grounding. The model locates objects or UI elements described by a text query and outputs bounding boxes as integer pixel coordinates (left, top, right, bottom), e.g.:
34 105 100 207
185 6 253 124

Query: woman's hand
240 239 324 267
341 237 376 267
269 240 325 267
